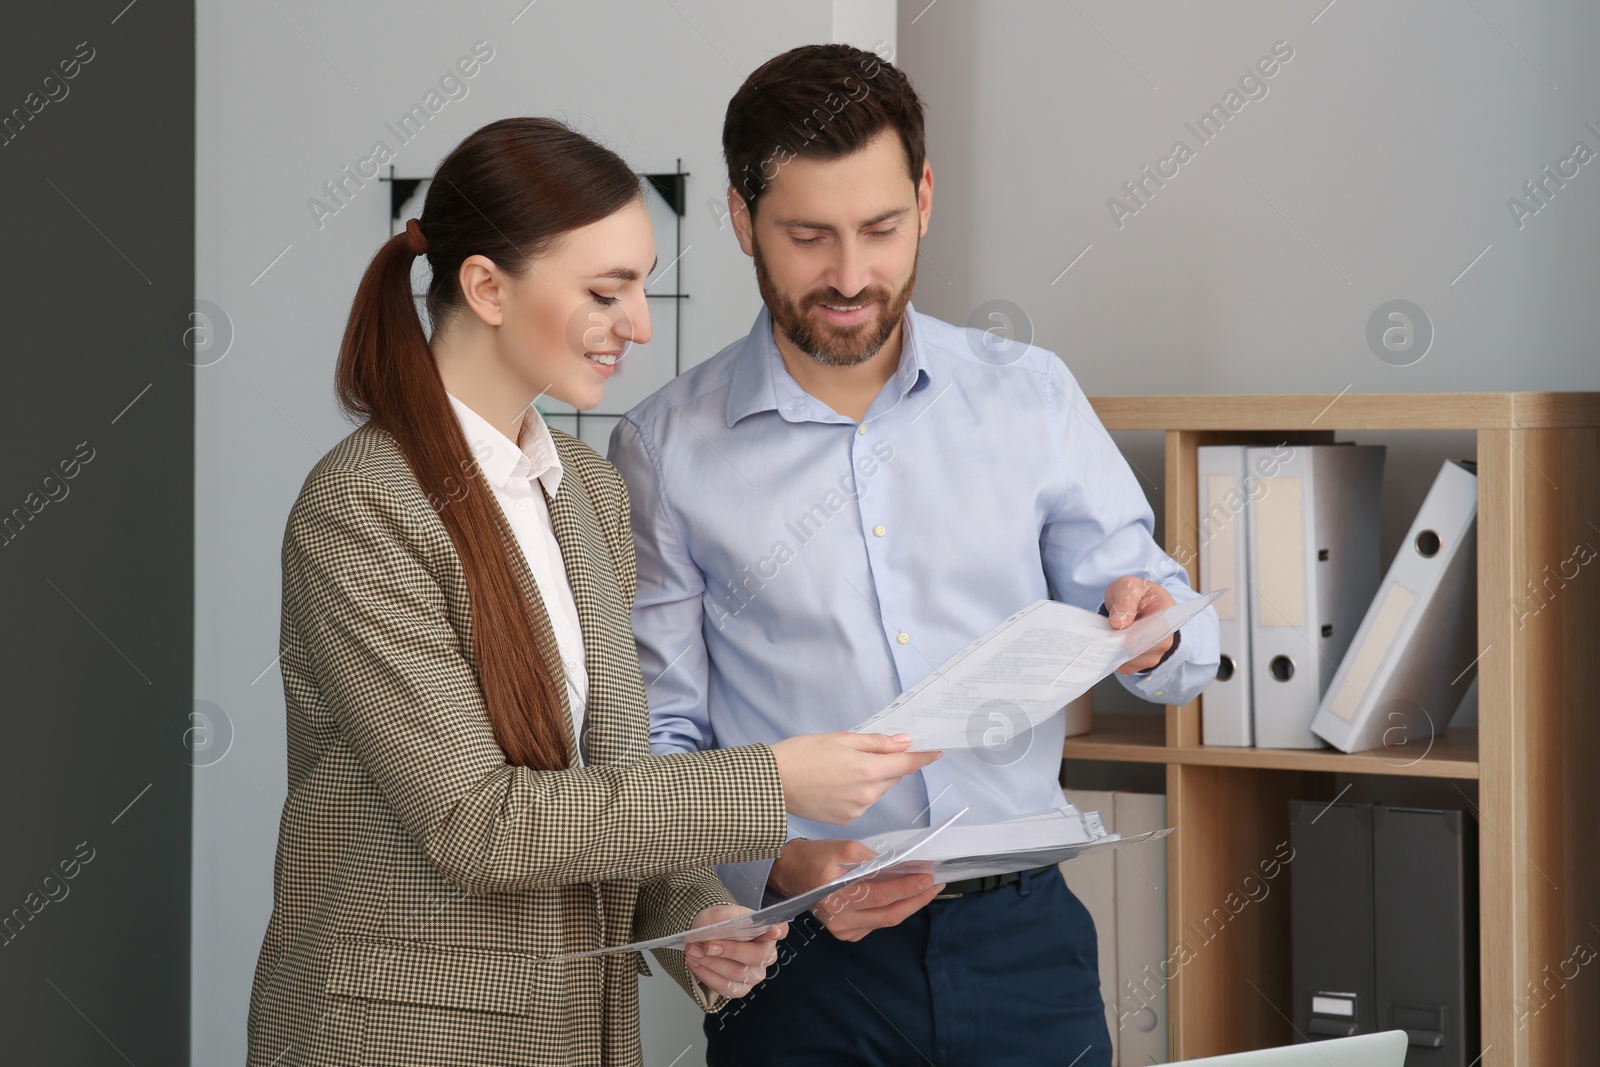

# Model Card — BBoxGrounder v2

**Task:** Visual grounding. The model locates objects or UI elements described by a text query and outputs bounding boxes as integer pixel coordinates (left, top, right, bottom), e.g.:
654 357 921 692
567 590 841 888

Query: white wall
193 3 886 1064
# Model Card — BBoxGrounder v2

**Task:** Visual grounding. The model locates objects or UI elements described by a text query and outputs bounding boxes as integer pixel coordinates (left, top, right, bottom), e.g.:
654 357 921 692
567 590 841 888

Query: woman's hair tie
403 217 428 256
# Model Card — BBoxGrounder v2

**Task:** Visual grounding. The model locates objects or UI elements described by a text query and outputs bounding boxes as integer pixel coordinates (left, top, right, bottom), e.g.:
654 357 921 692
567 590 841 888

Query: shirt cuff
714 857 778 912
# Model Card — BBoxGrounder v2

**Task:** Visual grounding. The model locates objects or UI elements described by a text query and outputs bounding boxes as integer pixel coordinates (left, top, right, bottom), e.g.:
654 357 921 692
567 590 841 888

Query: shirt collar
446 391 564 498
724 302 932 428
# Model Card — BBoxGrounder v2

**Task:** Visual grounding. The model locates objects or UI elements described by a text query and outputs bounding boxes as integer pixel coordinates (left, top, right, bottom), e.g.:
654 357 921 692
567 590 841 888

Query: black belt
933 864 1056 900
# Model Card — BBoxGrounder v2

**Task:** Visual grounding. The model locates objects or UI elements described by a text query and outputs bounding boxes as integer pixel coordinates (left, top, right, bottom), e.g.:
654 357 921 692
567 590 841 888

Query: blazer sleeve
634 866 743 1013
282 464 789 894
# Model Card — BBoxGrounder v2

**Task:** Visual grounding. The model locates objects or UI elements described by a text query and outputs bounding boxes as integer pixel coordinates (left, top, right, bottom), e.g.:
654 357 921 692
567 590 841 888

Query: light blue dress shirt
609 304 1219 907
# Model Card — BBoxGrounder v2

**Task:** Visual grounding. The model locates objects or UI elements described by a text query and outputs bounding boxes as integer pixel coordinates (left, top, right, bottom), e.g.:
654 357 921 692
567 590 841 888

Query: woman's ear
457 254 506 327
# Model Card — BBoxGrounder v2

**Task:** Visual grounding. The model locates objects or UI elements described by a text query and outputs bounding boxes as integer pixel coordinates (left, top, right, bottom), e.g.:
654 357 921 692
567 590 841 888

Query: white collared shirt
446 392 589 764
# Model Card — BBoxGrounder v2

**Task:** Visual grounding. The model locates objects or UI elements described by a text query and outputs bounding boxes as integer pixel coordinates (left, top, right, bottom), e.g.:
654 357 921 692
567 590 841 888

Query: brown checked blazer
245 422 789 1067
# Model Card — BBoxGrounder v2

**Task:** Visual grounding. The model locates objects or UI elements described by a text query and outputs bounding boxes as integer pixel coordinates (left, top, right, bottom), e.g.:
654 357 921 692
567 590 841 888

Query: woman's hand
684 905 787 1000
770 732 942 825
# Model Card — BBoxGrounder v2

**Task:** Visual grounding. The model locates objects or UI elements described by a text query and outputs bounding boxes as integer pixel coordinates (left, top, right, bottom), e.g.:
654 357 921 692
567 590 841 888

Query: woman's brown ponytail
334 118 643 771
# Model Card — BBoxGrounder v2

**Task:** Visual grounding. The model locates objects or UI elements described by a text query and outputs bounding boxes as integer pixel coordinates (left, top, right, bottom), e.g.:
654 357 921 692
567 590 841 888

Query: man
609 43 1219 1067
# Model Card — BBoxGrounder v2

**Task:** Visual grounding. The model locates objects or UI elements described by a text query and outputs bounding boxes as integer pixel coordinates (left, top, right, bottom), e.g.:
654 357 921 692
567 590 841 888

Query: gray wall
191 2 890 1064
1 1 194 1063
897 0 1599 720
899 0 1599 397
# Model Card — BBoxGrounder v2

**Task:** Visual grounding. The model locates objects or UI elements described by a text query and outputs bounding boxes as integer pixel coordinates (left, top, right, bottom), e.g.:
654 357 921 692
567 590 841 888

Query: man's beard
753 235 918 368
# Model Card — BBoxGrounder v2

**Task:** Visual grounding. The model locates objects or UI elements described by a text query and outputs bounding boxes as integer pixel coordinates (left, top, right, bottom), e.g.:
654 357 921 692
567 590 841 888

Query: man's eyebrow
592 256 658 281
773 207 910 232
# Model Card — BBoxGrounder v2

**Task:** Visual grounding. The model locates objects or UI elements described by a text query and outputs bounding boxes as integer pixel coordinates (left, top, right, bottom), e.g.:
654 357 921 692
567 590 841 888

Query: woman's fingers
687 952 770 996
686 933 781 997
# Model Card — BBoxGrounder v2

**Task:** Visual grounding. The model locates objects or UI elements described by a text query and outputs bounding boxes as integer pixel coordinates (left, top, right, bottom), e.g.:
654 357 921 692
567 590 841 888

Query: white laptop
1175 1031 1408 1066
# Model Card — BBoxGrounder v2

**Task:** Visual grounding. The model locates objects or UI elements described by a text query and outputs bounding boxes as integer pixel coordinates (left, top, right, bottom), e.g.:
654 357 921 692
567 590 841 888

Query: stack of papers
555 808 1172 958
550 810 969 959
849 592 1222 749
853 806 1172 883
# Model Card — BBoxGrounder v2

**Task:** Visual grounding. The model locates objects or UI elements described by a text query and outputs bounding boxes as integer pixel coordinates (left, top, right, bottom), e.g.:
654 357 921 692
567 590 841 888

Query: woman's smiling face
461 196 656 411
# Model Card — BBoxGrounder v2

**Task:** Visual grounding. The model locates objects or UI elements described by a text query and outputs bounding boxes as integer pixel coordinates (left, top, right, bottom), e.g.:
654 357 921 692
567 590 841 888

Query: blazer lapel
542 446 634 768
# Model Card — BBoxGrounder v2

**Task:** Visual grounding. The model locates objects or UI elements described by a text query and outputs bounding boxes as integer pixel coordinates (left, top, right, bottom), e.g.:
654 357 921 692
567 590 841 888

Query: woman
245 117 937 1067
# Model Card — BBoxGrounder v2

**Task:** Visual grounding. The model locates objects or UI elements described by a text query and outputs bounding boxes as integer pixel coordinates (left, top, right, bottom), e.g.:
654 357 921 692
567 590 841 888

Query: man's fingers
830 840 880 865
866 882 945 927
856 874 935 908
1105 576 1145 626
1138 580 1174 618
1107 576 1175 629
817 874 932 917
824 882 947 940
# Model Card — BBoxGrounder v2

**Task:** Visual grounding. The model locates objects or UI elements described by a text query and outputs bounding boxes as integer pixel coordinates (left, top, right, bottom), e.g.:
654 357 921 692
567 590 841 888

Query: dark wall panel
1 2 193 1063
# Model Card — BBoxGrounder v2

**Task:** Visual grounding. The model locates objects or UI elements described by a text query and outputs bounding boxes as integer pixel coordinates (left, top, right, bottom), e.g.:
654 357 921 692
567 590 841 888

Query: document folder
1313 460 1478 753
1290 800 1377 1041
1290 800 1478 1062
1062 788 1121 1065
1372 807 1478 1067
1199 445 1255 746
1248 444 1385 748
1112 791 1169 1065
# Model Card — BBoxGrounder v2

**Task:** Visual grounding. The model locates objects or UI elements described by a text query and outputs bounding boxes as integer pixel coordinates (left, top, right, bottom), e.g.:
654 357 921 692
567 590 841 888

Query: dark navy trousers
704 866 1113 1067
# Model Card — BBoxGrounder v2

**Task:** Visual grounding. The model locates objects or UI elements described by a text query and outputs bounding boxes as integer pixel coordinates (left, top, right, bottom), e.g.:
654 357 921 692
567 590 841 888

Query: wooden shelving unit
1071 392 1600 1067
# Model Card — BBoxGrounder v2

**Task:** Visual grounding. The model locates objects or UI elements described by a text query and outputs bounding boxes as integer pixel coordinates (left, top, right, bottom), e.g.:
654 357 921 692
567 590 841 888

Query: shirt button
897 632 910 645
857 424 868 435
1153 690 1165 698
515 499 529 512
873 524 886 537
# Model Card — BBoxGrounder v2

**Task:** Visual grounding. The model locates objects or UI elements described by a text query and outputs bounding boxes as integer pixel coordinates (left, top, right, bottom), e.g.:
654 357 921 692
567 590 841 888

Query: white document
549 810 967 959
849 806 1172 884
850 592 1222 750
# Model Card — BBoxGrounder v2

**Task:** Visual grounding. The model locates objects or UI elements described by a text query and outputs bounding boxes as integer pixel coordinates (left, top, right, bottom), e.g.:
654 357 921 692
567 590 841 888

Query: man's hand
770 838 945 943
1104 575 1177 675
684 905 788 1001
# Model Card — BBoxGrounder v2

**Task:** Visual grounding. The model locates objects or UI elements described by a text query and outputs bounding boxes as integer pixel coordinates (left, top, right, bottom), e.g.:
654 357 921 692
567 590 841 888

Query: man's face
735 129 931 367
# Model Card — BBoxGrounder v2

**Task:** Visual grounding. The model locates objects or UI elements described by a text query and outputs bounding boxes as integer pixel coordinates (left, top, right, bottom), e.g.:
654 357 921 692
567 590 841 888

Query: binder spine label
1255 475 1306 627
1329 581 1418 723
1205 472 1241 620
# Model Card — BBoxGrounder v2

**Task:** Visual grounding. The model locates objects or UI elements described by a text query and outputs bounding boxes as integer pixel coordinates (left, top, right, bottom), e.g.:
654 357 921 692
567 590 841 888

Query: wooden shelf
1090 390 1600 432
1064 717 1480 779
1060 713 1167 763
1074 392 1600 1067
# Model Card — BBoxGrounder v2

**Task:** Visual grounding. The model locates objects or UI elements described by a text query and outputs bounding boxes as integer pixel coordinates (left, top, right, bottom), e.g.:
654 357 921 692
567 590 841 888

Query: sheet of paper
851 590 1223 750
847 807 1172 882
883 827 1173 882
548 808 968 960
855 805 1100 860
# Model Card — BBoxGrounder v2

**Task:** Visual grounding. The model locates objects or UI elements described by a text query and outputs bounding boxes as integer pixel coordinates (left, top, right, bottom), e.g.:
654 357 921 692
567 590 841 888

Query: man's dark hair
722 43 926 214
